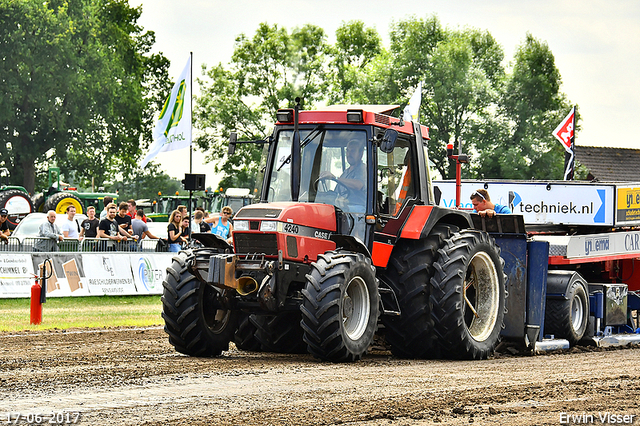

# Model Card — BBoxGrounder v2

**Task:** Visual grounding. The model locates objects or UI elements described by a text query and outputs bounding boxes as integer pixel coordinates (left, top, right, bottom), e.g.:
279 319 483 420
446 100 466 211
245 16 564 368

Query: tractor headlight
234 220 249 231
260 221 278 232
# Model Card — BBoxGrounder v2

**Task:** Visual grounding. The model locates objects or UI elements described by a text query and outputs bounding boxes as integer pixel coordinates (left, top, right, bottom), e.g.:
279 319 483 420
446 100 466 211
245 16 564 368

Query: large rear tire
301 252 379 362
233 313 261 352
430 230 506 360
379 224 456 358
544 279 589 345
251 312 307 353
43 192 84 214
0 189 35 230
162 251 238 356
32 193 45 212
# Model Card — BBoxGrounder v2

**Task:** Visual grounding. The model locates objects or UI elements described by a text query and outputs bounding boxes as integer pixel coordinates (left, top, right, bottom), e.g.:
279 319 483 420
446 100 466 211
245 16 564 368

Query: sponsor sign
566 230 640 258
434 181 614 226
616 185 640 226
130 253 172 294
0 254 34 298
82 253 138 295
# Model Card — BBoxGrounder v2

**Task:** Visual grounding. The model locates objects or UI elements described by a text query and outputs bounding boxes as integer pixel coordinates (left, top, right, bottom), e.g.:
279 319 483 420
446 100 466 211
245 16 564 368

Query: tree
0 0 169 193
194 23 329 190
472 33 570 179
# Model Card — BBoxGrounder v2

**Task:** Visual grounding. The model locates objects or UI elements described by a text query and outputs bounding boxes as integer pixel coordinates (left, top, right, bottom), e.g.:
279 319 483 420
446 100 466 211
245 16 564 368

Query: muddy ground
1 327 639 425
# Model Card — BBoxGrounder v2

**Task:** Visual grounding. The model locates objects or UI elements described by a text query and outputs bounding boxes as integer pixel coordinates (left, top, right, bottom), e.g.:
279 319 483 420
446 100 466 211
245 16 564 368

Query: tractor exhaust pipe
237 276 259 295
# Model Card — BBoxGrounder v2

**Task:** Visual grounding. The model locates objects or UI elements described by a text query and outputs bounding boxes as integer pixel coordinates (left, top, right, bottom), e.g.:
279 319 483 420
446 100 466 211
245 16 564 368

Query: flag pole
188 51 193 228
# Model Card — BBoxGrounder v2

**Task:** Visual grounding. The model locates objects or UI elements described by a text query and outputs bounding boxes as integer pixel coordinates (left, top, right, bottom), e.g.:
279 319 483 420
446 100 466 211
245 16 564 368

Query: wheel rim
463 251 500 342
202 286 231 334
342 276 370 341
571 293 585 332
55 198 83 214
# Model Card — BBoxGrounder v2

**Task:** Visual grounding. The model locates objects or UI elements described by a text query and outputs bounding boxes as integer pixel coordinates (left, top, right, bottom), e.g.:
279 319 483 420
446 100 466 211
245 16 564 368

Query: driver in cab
319 139 366 207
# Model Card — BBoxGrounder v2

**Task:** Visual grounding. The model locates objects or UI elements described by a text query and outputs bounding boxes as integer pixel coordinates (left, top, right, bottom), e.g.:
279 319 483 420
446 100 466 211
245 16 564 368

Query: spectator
34 210 63 252
61 205 81 239
0 208 10 243
100 196 114 220
470 189 512 217
98 205 130 250
127 199 147 222
205 206 234 244
132 209 158 240
115 202 134 236
167 209 185 252
193 210 211 233
79 206 100 238
180 217 190 244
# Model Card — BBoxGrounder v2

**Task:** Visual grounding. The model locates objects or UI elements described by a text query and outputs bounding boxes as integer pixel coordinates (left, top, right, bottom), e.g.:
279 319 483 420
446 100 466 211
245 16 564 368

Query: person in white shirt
61 205 81 239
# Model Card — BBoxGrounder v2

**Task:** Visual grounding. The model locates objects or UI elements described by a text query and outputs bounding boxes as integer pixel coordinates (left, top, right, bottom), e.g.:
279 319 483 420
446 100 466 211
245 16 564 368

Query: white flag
403 82 422 122
140 55 192 168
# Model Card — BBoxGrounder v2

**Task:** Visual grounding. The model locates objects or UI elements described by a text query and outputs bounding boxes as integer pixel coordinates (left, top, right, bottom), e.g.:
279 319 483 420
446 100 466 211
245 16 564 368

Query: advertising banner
434 181 615 226
0 254 35 298
31 253 91 297
82 253 138 296
129 253 172 295
616 185 640 226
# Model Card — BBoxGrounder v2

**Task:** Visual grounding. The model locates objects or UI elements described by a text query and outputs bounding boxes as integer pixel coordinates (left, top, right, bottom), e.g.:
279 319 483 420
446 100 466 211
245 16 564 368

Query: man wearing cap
34 210 64 252
0 208 10 243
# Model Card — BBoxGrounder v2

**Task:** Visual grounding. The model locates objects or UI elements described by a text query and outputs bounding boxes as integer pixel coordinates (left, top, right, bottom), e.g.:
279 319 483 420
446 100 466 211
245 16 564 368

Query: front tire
301 252 379 362
430 230 506 360
162 251 238 356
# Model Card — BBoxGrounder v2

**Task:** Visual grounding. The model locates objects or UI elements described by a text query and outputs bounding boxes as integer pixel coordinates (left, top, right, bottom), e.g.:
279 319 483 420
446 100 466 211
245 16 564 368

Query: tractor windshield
268 128 369 215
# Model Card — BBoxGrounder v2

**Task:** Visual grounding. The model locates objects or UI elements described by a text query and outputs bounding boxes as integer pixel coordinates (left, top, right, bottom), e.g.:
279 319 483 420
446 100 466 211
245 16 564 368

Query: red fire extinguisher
30 258 52 325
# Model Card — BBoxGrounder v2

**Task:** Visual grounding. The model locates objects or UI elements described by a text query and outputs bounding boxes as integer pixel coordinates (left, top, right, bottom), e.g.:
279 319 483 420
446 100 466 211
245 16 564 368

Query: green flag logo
160 80 186 138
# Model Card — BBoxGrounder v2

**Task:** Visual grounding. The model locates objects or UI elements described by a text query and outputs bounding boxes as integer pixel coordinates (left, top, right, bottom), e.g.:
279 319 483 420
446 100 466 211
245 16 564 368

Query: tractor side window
377 139 415 216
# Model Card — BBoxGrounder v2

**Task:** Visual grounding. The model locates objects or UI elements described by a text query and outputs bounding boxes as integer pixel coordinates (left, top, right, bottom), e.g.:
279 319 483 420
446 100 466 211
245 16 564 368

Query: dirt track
1 327 639 425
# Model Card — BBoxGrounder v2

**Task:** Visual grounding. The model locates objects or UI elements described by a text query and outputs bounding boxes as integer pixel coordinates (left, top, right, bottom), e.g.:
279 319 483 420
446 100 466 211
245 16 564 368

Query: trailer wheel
233 313 261 352
431 230 506 360
251 312 307 353
544 280 589 345
43 192 84 214
0 189 35 230
379 224 456 358
301 251 379 362
162 250 238 357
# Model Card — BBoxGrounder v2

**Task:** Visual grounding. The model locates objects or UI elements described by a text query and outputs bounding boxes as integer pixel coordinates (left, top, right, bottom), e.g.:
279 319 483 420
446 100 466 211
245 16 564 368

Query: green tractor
32 167 118 214
146 192 207 222
0 168 35 230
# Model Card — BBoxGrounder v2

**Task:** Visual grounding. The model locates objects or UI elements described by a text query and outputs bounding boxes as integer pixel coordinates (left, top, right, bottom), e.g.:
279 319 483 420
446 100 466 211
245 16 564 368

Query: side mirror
379 129 398 153
228 132 237 155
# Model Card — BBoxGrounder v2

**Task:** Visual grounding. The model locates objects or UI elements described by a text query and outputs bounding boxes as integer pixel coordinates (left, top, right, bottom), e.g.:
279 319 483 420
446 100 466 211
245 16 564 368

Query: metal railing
0 236 169 253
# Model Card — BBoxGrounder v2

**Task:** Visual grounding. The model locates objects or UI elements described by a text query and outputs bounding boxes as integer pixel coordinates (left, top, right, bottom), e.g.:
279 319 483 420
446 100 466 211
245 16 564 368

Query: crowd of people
25 196 235 252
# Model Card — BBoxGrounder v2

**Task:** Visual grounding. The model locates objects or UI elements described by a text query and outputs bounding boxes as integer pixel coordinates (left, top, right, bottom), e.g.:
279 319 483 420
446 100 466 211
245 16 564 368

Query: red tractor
162 102 506 362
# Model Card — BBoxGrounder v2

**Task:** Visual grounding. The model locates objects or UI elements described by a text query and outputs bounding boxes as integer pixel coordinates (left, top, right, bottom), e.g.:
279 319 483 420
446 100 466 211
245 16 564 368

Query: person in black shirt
0 208 10 243
98 205 130 250
167 209 185 253
114 202 134 237
80 206 100 238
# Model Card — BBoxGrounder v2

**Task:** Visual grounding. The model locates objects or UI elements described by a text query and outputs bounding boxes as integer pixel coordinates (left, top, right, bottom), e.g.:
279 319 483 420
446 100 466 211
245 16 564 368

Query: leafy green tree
107 163 182 201
472 33 570 179
194 23 329 190
0 0 169 194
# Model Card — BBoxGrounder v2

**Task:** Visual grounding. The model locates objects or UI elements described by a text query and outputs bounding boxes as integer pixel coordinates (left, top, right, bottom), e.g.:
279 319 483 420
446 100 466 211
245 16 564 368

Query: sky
132 0 640 187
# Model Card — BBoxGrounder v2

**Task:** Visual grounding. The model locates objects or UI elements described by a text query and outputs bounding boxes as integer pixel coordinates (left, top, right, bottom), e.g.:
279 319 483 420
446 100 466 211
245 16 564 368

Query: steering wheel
314 175 352 196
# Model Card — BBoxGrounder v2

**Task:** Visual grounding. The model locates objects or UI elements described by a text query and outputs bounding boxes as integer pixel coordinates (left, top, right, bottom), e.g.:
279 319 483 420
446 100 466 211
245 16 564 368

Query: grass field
0 295 163 332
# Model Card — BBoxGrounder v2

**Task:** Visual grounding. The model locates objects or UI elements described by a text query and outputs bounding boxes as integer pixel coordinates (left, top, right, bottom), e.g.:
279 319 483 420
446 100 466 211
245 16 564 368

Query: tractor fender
191 232 233 251
546 270 587 300
330 234 371 258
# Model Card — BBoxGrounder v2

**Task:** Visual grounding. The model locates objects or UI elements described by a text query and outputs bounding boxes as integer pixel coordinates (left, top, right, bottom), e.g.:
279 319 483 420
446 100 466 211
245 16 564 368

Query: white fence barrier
0 252 174 298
